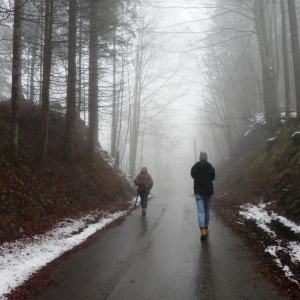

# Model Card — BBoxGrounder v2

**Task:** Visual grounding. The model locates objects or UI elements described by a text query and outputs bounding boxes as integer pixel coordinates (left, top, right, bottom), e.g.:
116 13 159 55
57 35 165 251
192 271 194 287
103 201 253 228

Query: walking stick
134 193 139 207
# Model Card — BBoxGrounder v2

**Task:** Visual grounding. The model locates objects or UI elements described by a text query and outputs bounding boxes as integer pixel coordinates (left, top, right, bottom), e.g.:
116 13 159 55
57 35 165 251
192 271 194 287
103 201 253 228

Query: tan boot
205 227 209 235
200 228 207 240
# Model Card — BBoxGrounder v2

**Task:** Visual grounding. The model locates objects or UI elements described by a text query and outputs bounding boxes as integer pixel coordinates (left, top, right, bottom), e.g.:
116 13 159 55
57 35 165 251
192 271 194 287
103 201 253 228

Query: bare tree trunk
115 17 127 162
87 0 99 162
40 0 54 162
76 14 83 116
129 45 143 178
111 26 117 158
280 0 291 124
29 21 40 103
272 0 279 80
62 0 77 161
253 0 280 135
39 5 44 106
129 3 146 178
10 0 22 162
17 4 23 102
154 122 162 195
287 0 300 122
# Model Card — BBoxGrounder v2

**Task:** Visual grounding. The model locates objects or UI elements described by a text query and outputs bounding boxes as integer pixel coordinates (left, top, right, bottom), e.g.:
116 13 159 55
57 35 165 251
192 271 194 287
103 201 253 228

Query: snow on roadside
244 112 297 137
239 203 277 239
239 202 300 285
0 199 137 299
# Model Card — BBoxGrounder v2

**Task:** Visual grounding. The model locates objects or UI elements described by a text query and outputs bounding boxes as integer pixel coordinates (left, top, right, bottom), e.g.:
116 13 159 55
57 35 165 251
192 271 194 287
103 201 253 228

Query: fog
98 1 214 196
2 0 298 196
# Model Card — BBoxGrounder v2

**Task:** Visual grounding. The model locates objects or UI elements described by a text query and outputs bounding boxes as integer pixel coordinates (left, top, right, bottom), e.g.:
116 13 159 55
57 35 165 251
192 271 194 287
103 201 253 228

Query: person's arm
191 166 196 179
134 176 139 186
148 175 153 189
210 167 215 181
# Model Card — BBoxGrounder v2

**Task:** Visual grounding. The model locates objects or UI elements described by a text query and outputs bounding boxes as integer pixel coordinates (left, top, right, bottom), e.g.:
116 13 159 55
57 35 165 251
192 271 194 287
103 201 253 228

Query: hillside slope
214 116 300 298
0 102 135 242
216 116 300 219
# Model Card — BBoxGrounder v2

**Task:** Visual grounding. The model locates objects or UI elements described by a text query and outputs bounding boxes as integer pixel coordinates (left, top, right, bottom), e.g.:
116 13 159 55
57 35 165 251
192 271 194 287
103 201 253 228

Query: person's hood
140 169 148 174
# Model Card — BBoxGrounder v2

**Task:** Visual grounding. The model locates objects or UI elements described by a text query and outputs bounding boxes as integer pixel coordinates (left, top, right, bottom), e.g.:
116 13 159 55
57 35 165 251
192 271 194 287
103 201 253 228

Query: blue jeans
195 194 212 228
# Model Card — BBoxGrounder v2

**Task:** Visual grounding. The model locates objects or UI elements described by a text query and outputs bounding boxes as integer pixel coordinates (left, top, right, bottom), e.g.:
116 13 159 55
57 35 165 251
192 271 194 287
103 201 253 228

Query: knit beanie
199 151 208 161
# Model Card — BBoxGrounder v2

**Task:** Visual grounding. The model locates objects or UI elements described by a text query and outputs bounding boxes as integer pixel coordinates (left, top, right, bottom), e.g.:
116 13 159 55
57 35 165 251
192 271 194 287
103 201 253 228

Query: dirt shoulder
213 187 300 299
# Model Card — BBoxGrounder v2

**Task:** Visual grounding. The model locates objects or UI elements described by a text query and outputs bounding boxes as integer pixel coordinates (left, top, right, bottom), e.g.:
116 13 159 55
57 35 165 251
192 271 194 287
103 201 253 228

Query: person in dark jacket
191 151 215 240
134 167 153 215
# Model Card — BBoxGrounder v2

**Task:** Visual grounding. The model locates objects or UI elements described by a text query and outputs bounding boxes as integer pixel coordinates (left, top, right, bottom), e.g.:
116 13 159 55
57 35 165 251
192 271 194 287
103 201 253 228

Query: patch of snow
271 213 300 234
240 203 300 285
265 246 299 285
244 113 266 136
0 200 136 298
236 221 244 225
291 131 300 138
239 203 276 238
287 242 300 264
281 112 297 119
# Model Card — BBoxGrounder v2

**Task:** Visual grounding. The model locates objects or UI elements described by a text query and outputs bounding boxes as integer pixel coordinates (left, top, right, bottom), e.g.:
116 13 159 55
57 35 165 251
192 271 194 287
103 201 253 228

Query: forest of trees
1 0 183 195
194 0 300 162
2 0 300 195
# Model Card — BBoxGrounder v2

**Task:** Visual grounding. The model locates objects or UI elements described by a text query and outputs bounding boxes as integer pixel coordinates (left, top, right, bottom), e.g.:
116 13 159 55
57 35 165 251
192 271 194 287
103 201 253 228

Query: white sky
100 0 208 153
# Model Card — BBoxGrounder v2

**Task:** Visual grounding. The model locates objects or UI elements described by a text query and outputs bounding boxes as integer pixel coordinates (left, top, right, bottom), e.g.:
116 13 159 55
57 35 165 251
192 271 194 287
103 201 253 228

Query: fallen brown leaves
4 209 130 300
0 102 135 243
0 101 135 299
214 189 300 299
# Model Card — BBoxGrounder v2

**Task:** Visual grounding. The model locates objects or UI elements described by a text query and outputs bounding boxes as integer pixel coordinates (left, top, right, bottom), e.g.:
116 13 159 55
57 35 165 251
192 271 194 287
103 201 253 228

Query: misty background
1 0 299 196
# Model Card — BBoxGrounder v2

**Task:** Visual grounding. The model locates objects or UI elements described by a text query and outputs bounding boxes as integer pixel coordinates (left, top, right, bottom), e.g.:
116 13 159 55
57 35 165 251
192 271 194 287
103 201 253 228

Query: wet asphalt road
34 196 287 300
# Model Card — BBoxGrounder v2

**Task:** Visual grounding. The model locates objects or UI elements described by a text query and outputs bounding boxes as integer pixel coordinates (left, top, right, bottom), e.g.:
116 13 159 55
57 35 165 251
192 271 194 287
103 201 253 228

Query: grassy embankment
216 118 300 221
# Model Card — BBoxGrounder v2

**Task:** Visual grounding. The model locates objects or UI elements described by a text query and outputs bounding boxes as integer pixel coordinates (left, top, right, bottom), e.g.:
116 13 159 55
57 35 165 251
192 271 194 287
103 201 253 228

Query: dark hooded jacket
191 160 215 196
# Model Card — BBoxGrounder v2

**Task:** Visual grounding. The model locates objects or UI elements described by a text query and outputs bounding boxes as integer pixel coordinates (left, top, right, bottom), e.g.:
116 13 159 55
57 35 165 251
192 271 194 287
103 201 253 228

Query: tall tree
10 0 22 162
253 0 280 135
287 0 300 122
87 0 99 162
111 25 117 159
280 0 291 124
40 0 54 162
62 0 77 161
129 28 143 178
76 11 83 117
28 20 40 103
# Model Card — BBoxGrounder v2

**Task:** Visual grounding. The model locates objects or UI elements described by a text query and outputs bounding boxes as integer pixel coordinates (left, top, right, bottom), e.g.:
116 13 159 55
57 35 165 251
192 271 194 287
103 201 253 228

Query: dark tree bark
253 0 280 135
29 19 40 103
111 26 117 159
287 0 300 122
10 0 22 162
87 0 99 162
40 0 54 162
280 0 291 124
76 13 83 116
62 0 77 161
17 4 23 102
